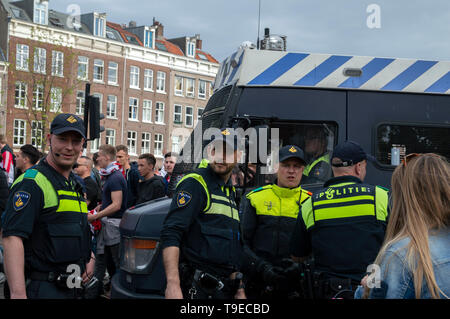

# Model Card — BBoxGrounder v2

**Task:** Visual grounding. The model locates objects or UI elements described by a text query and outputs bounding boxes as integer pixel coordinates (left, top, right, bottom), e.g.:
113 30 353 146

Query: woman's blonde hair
364 153 450 299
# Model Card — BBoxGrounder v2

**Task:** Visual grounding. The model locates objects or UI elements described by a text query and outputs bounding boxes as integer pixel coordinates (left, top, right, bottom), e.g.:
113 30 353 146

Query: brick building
0 0 219 167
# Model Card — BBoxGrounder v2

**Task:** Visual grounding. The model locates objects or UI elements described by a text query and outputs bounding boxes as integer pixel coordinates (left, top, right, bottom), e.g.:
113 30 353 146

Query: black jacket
136 175 166 205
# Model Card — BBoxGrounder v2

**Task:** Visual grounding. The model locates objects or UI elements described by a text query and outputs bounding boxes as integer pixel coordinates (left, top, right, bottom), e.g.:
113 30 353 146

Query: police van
111 34 450 298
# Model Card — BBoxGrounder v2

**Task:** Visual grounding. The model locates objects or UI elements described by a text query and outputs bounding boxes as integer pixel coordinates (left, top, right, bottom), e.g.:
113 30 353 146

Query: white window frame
34 47 46 74
31 120 43 148
33 1 47 25
185 78 195 98
185 106 193 127
142 100 152 123
32 84 44 111
108 61 118 85
141 132 151 154
106 95 117 118
77 56 88 80
106 129 116 146
198 80 207 99
156 71 166 93
50 87 62 112
76 91 85 115
128 97 139 121
187 41 196 58
174 75 183 96
144 69 153 91
51 51 64 77
174 104 182 124
144 29 154 48
127 131 137 155
93 59 104 82
154 133 163 157
171 135 181 153
90 138 100 152
155 102 165 124
94 16 105 37
197 107 204 122
130 66 140 89
15 82 27 109
13 119 26 147
16 44 29 71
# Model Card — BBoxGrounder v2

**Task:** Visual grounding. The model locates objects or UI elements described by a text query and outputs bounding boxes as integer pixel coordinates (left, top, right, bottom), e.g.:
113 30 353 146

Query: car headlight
120 237 159 274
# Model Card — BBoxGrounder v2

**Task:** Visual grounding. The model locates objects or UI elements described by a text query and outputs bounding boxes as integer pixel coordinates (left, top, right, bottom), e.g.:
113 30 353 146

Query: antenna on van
257 0 261 49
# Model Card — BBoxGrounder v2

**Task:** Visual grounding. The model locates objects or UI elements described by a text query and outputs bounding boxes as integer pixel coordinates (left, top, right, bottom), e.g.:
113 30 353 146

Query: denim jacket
355 227 450 299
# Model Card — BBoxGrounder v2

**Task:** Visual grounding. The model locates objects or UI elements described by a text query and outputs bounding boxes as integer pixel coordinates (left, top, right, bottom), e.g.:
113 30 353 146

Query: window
77 56 88 80
33 85 44 110
50 87 62 112
185 78 195 98
144 69 153 90
198 80 206 99
210 81 214 96
187 41 196 58
34 48 46 74
174 104 182 124
376 124 450 165
144 29 153 48
154 133 163 156
108 62 118 85
141 132 151 154
174 76 183 96
106 129 116 146
130 66 140 89
185 106 193 127
92 93 103 114
142 100 152 123
129 97 138 121
16 44 29 71
106 95 117 118
31 121 43 148
197 107 204 121
127 131 137 155
15 82 27 108
76 91 85 115
90 138 100 152
155 102 165 124
51 51 64 76
156 71 166 93
93 59 104 82
94 16 105 37
13 119 26 146
172 135 182 153
34 1 47 25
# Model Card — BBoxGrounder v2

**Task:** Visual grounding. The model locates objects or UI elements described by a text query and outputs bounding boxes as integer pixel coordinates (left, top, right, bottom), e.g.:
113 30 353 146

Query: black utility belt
29 271 80 289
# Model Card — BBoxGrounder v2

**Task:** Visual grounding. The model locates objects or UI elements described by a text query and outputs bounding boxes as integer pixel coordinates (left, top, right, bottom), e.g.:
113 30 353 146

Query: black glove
257 261 290 290
280 258 302 279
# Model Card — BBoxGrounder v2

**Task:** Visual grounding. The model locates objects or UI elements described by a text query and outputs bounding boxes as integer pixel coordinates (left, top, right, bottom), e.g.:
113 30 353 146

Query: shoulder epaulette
302 188 313 197
246 185 271 198
23 169 38 179
376 185 389 192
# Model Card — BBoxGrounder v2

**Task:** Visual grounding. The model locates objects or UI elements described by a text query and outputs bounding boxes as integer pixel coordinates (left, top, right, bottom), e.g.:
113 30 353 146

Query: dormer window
144 28 154 48
94 15 106 37
187 41 196 58
33 0 48 25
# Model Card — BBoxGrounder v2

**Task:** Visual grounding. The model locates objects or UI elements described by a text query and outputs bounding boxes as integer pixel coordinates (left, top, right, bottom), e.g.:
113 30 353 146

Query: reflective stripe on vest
177 172 239 221
13 169 58 209
303 153 330 177
56 190 88 213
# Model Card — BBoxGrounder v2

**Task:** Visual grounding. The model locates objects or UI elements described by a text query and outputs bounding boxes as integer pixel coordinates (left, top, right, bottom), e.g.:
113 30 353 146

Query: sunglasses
402 153 441 167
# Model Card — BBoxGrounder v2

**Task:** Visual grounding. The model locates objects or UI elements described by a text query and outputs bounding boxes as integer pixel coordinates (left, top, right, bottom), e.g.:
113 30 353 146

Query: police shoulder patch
177 191 192 207
13 191 31 211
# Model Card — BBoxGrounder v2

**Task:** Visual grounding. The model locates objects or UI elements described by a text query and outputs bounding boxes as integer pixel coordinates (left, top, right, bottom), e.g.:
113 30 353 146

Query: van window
376 124 450 165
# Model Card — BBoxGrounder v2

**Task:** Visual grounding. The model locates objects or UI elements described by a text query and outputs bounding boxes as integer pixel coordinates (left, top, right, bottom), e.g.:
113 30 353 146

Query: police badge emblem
177 191 192 207
13 191 31 211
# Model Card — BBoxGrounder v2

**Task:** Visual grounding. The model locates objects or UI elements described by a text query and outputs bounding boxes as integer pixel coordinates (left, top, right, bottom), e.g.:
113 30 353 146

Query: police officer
161 128 245 299
1 113 94 299
241 145 311 298
290 141 389 299
302 126 332 184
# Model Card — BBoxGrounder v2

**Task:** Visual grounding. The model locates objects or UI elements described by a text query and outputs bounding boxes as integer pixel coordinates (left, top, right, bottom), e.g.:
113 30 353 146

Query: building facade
0 0 219 167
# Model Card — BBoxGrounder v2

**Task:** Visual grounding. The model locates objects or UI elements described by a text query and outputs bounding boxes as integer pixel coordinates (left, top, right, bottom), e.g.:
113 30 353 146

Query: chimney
153 21 164 39
195 34 202 50
121 23 127 29
129 21 137 28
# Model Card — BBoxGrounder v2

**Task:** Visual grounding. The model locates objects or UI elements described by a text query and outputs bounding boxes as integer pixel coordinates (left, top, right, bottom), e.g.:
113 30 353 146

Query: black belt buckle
193 269 224 291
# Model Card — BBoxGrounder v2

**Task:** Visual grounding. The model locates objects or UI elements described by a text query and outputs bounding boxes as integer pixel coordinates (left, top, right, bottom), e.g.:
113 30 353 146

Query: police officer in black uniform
161 128 246 299
1 113 94 299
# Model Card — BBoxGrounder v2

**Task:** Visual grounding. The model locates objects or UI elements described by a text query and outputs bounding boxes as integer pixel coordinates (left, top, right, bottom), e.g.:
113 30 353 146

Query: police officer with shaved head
161 128 246 299
2 113 94 299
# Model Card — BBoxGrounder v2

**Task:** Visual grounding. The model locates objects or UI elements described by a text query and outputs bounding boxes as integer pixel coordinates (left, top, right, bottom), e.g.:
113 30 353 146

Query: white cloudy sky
51 0 450 63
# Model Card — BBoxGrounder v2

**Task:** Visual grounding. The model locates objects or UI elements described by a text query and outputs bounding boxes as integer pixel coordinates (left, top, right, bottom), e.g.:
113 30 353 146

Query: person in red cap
2 113 94 299
290 140 389 299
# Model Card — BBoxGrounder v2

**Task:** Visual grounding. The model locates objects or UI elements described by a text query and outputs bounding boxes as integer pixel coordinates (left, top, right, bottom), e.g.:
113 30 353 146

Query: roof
106 22 142 46
155 38 184 56
196 50 218 64
215 48 450 95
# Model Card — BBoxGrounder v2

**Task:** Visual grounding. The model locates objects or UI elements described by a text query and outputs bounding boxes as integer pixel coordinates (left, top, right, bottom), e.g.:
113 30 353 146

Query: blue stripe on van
247 53 309 85
219 53 237 88
294 55 352 86
381 60 438 91
226 52 245 85
425 71 450 93
339 58 395 88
